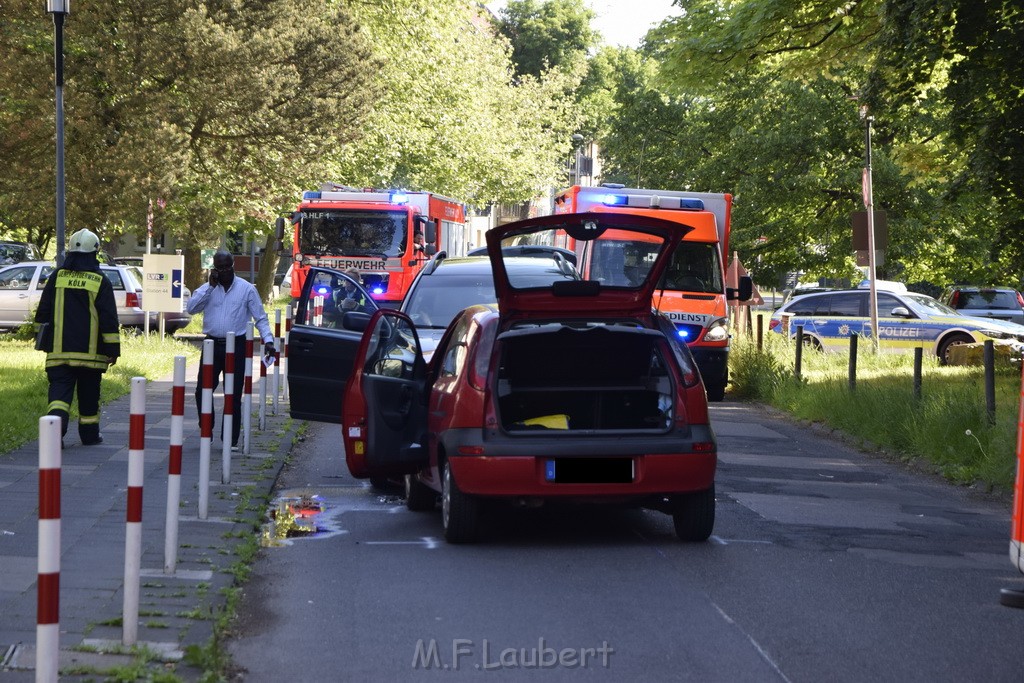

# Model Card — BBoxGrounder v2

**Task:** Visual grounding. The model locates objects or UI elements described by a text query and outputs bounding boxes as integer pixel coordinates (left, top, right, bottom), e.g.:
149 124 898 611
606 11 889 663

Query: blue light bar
599 194 628 206
302 191 321 200
676 328 690 339
372 286 384 295
680 198 704 210
390 191 409 205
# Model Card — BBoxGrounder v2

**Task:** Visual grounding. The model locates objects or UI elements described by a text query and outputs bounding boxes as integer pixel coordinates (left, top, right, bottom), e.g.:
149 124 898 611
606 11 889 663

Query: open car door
342 310 429 479
287 267 379 422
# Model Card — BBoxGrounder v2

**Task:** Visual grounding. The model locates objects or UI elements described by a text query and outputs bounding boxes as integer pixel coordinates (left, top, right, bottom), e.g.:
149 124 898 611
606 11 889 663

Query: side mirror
424 243 437 257
891 306 911 318
727 275 753 302
274 216 286 252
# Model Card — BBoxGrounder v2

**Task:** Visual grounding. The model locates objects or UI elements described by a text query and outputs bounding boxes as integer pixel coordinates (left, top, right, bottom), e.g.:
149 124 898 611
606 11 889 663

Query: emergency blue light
599 194 628 206
680 198 704 210
390 191 409 205
677 329 690 339
372 287 384 295
313 286 330 296
302 191 321 200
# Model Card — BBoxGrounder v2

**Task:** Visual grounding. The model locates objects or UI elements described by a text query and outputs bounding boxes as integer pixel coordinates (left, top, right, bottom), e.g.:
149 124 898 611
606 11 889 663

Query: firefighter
335 268 369 313
35 228 121 446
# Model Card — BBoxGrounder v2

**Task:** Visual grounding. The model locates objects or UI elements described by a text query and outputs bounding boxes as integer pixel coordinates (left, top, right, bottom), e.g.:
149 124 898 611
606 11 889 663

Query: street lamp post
860 105 879 352
571 134 584 186
47 1 70 267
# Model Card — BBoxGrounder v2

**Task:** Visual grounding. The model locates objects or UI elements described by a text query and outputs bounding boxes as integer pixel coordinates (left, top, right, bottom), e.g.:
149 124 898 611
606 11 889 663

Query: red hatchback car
289 213 717 543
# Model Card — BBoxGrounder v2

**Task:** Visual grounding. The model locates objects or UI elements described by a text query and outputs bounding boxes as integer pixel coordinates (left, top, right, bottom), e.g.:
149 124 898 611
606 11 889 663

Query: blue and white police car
769 283 1024 363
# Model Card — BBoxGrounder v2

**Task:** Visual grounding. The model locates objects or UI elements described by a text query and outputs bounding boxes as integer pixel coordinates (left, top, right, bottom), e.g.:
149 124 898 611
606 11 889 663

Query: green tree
0 0 379 293
492 0 597 79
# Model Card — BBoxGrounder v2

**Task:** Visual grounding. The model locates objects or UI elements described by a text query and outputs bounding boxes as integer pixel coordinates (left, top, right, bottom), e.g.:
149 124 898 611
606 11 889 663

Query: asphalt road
227 402 1024 682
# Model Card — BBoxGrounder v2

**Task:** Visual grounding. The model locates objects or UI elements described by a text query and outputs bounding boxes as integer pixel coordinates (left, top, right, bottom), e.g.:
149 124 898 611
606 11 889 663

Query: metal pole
51 8 68 267
985 340 996 425
862 107 879 352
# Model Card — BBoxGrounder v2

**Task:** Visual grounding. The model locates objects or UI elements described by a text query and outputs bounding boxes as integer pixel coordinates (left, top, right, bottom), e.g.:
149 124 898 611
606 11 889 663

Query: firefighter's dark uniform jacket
36 264 121 368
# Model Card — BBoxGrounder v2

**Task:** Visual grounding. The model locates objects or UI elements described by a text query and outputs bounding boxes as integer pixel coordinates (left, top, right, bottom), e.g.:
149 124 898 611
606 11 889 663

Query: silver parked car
941 286 1024 326
0 261 191 332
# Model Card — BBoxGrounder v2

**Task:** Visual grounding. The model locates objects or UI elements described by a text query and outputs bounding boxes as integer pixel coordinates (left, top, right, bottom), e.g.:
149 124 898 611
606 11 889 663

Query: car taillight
1017 292 1024 308
126 291 140 308
769 319 781 330
949 291 960 308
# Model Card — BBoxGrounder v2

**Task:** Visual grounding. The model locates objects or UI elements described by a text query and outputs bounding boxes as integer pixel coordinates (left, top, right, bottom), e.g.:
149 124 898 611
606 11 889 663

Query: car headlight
703 318 729 343
978 328 1024 342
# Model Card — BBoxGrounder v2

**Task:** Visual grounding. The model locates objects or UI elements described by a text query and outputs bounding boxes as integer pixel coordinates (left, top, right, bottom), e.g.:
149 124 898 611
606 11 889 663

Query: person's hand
264 342 276 357
208 270 219 287
340 298 357 311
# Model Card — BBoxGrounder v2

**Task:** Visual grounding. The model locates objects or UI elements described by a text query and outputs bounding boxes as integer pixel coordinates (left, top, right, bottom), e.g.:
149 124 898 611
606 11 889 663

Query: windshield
299 210 408 257
906 293 958 316
659 242 723 294
405 273 497 330
588 239 660 287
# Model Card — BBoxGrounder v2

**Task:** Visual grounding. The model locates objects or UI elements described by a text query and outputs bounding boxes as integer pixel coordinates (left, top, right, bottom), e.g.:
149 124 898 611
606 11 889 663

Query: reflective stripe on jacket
36 268 121 370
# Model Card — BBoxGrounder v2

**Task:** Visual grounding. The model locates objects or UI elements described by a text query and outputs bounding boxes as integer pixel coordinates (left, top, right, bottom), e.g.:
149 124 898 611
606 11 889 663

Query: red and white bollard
273 309 281 415
198 339 214 519
243 324 254 454
283 304 292 401
123 377 146 645
164 356 186 574
222 332 235 484
37 416 61 683
258 337 268 432
1002 359 1024 608
313 295 324 326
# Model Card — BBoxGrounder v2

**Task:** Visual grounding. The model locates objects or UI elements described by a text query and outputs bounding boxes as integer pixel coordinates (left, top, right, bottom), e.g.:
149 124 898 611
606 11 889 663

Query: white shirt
187 277 274 344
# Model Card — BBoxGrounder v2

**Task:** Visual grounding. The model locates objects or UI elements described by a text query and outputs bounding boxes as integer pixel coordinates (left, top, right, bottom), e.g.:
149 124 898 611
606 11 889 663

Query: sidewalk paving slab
0 360 297 681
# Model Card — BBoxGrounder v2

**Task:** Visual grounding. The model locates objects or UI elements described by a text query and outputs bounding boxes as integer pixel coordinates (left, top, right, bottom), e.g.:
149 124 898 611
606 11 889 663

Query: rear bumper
444 425 717 498
450 453 716 498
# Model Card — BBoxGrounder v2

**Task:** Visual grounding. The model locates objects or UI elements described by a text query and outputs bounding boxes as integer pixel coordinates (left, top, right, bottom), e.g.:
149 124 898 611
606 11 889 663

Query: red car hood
486 212 693 321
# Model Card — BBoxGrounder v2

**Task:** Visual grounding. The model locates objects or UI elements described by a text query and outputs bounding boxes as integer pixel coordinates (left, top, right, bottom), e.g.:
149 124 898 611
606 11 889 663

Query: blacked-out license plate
544 458 634 484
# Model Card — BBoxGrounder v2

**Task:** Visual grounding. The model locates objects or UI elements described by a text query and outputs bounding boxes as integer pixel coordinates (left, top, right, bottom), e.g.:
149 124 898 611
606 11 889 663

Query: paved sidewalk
0 359 297 681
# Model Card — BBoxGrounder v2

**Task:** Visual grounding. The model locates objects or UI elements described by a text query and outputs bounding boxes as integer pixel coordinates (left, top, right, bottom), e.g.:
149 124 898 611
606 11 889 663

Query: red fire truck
288 184 467 306
552 184 751 401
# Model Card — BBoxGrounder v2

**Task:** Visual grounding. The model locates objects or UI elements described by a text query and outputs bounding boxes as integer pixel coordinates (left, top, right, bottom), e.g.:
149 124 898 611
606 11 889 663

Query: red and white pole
283 304 292 401
122 377 146 645
221 332 235 484
258 336 268 431
272 309 281 415
314 295 324 326
198 339 213 519
243 323 254 454
37 416 61 683
164 356 185 574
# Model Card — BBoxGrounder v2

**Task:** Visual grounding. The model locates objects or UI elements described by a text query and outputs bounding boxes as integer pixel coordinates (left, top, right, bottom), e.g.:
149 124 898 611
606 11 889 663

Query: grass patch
729 332 1021 490
0 333 200 453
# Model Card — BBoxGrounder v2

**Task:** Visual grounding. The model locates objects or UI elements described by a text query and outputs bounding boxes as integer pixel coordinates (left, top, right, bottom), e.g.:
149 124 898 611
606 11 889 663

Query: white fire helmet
68 229 100 253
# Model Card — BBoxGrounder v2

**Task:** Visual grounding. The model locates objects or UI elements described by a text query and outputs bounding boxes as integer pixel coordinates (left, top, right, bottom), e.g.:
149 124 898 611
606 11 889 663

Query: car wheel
441 459 481 543
937 333 973 365
672 485 715 542
705 379 726 402
405 473 436 512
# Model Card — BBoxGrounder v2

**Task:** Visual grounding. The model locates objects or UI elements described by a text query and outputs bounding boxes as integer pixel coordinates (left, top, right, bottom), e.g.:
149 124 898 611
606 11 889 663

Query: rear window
955 290 1019 310
405 273 497 329
103 269 125 291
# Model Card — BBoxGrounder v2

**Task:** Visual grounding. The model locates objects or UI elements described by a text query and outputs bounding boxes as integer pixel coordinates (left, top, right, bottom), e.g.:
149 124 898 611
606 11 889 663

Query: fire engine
552 184 751 401
288 184 467 306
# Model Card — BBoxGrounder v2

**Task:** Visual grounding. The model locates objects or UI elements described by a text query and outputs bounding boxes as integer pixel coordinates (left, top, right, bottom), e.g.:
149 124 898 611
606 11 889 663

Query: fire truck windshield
590 240 722 293
299 210 408 257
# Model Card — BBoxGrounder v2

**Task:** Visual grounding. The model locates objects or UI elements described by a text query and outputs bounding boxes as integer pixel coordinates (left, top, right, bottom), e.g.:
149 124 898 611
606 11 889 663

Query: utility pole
861 105 879 352
47 1 70 267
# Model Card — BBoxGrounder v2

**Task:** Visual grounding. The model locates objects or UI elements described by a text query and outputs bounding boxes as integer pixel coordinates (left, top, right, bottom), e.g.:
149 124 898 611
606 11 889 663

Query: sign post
142 254 186 337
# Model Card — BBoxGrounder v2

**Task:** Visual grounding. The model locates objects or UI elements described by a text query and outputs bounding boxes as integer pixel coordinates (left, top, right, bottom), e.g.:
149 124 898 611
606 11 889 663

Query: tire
672 485 715 542
705 379 726 402
937 333 973 365
441 459 481 543
405 473 436 512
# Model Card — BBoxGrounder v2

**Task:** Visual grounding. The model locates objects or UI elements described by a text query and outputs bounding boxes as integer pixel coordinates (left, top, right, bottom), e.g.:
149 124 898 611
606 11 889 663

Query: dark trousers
46 365 103 442
194 338 245 446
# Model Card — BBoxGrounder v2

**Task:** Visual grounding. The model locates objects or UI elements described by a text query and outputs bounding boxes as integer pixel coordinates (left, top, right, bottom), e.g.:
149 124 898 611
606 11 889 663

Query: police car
769 283 1024 363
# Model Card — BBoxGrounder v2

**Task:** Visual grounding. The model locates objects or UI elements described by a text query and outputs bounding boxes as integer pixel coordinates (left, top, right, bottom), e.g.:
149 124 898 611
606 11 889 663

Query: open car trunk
495 324 675 434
